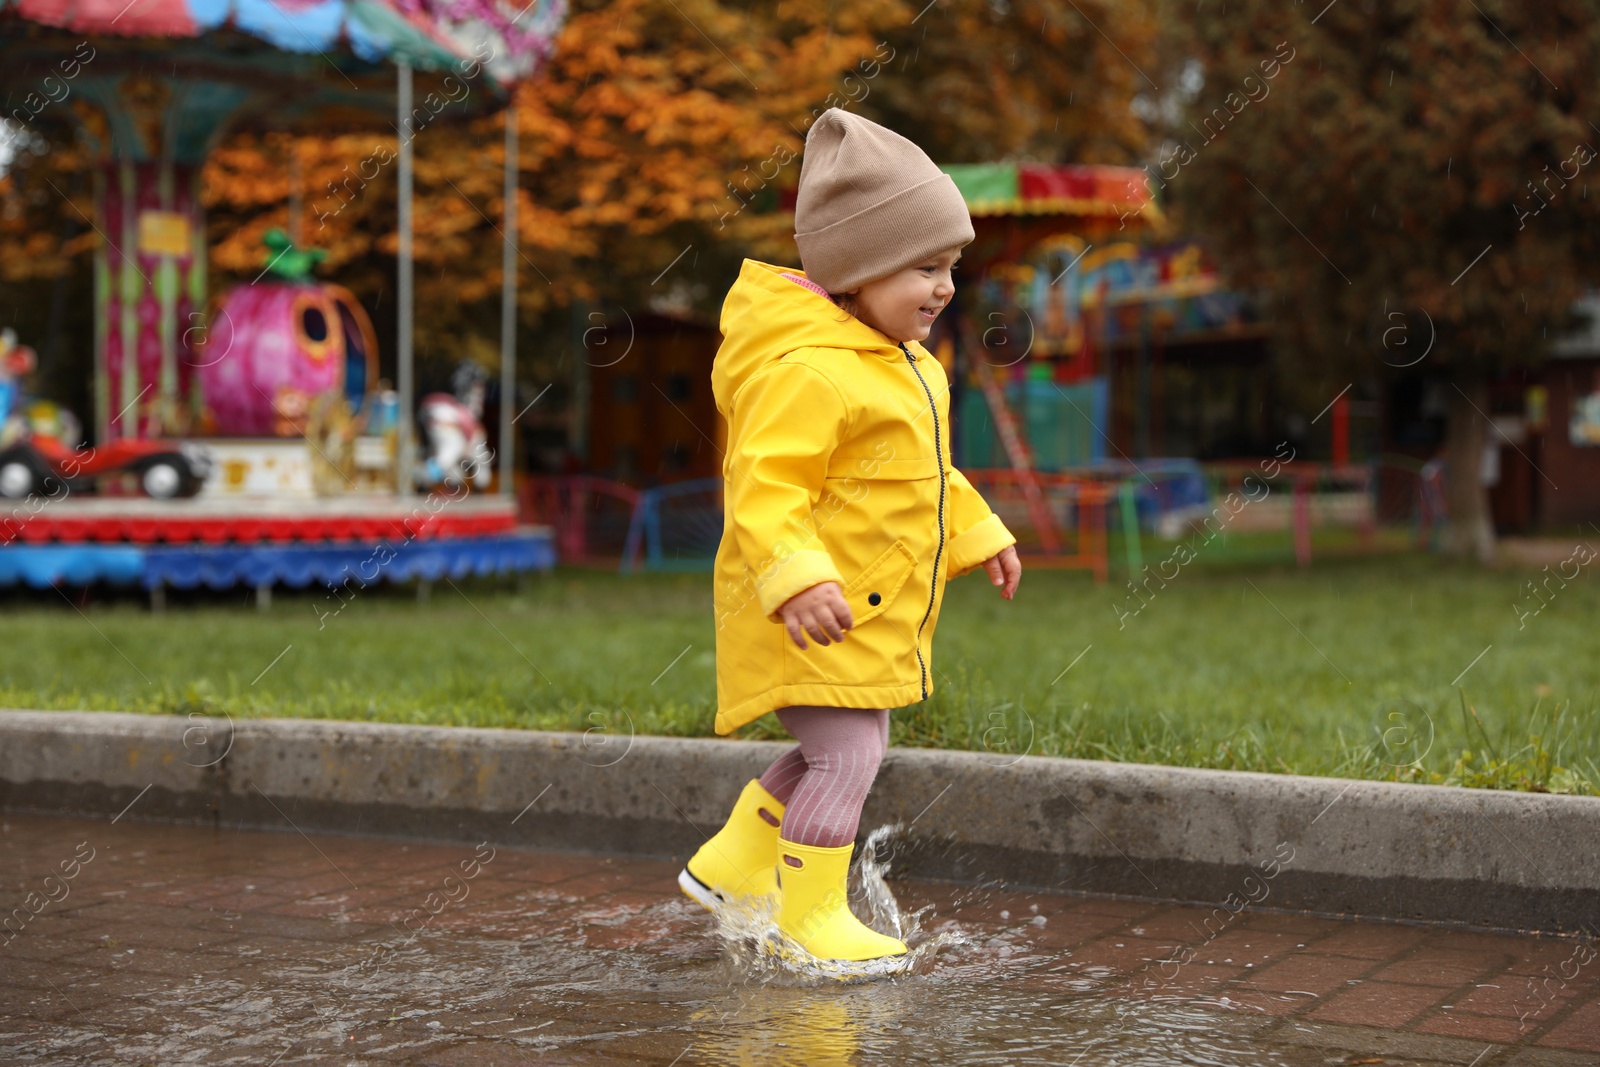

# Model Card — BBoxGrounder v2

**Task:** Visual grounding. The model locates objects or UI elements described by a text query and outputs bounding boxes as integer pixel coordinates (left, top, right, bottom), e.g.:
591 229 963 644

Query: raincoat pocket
840 538 917 626
784 538 919 688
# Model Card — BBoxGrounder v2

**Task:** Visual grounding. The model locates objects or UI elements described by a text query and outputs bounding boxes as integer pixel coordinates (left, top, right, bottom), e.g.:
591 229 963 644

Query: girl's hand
982 545 1021 600
777 581 853 649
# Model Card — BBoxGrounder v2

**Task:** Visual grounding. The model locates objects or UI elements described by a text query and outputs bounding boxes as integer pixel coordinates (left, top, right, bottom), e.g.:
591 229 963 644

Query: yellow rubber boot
678 779 785 910
774 840 909 978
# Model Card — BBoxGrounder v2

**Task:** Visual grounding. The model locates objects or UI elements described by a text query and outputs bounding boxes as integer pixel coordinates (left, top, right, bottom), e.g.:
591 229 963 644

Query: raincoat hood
712 258 929 420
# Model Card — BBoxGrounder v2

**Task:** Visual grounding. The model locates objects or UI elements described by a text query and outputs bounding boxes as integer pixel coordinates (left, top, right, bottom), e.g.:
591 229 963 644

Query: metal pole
570 297 590 464
92 166 109 444
1135 300 1150 460
157 159 177 431
288 146 303 247
396 60 414 498
499 101 517 498
118 161 138 438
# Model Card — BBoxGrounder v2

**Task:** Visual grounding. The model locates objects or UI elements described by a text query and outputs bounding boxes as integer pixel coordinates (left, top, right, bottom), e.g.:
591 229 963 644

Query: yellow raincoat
711 258 1017 735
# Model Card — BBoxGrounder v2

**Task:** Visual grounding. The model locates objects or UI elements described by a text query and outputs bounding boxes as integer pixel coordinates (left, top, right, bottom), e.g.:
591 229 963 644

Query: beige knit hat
793 108 974 294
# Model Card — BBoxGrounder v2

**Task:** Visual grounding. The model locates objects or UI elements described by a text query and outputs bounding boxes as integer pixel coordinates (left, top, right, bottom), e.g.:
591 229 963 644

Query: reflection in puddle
690 990 1288 1067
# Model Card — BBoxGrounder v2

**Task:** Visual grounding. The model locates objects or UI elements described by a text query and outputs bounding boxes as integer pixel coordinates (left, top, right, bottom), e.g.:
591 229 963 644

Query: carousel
0 0 567 603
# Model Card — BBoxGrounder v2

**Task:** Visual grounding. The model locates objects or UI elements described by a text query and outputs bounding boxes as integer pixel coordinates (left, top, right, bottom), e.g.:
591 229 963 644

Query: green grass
2 546 1596 792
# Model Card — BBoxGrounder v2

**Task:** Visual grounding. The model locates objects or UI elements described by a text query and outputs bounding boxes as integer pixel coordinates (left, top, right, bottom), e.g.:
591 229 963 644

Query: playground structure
943 224 1405 579
0 0 568 600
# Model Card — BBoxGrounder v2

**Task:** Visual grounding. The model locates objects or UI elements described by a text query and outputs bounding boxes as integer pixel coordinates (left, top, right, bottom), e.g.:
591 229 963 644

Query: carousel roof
939 162 1161 222
1 0 567 82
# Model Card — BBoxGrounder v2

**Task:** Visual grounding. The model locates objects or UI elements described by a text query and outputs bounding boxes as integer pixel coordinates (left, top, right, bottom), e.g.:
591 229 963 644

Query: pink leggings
757 705 890 849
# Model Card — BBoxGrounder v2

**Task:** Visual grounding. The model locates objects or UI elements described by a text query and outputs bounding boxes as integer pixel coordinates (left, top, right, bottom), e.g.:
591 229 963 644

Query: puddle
1 813 1591 1065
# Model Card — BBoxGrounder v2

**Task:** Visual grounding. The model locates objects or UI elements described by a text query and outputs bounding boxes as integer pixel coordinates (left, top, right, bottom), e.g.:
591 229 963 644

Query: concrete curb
2 709 1596 935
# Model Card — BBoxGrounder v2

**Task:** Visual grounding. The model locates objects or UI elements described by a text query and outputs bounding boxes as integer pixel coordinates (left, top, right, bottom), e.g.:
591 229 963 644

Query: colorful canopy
940 162 1160 222
2 0 567 82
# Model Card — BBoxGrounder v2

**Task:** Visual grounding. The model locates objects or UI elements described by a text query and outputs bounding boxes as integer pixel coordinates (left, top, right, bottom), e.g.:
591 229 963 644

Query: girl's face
845 247 962 344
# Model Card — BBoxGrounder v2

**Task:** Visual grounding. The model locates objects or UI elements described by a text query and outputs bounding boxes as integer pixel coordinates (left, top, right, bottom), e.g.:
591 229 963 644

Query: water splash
855 823 974 971
853 823 922 939
702 824 969 986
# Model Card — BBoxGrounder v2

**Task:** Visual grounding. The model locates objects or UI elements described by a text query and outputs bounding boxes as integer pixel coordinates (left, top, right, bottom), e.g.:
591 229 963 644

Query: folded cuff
795 174 975 293
946 514 1017 578
755 548 846 623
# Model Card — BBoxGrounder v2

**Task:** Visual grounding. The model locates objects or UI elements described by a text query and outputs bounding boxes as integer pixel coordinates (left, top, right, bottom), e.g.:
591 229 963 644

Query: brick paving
0 811 1595 1065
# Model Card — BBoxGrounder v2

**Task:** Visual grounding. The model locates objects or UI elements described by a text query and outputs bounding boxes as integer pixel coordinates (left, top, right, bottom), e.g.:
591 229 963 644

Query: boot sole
679 867 780 915
677 867 722 912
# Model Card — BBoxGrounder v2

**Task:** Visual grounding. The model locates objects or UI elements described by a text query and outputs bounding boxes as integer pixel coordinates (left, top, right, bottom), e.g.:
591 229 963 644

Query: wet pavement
0 811 1596 1066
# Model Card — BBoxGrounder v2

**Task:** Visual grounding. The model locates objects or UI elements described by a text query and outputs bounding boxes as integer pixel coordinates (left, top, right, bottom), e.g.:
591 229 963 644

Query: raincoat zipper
901 342 944 701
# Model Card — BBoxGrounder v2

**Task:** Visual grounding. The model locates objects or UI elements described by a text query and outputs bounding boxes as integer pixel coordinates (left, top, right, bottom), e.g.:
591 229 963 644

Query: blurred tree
864 0 1158 166
1158 0 1600 561
0 134 93 284
0 132 96 421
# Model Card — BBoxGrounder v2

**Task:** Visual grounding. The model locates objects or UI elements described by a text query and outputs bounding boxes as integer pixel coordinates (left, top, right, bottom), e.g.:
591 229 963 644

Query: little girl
681 108 1022 977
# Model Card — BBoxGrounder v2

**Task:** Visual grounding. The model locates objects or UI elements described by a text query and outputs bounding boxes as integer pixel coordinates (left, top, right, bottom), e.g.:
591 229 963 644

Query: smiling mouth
918 305 943 318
